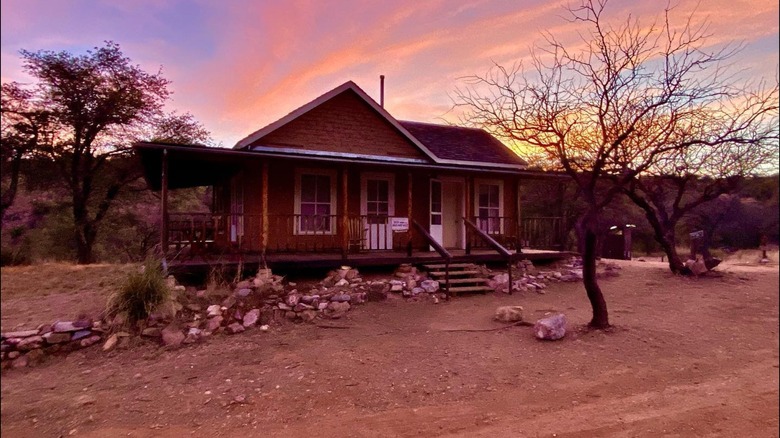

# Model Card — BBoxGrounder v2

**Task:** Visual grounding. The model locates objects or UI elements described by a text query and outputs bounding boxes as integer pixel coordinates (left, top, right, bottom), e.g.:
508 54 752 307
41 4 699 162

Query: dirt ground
1 256 778 437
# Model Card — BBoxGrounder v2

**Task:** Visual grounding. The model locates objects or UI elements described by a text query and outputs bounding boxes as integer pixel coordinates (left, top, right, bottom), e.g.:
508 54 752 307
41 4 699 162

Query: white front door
430 178 464 249
441 180 464 249
361 174 394 250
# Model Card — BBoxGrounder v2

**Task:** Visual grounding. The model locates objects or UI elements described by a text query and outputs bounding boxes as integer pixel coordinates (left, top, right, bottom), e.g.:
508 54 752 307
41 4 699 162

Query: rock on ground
534 314 567 341
226 323 245 335
494 306 524 323
161 324 185 348
242 309 260 327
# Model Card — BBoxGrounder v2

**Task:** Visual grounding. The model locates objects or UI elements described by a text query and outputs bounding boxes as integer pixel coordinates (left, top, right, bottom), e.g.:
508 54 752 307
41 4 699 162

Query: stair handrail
464 218 516 294
411 219 451 295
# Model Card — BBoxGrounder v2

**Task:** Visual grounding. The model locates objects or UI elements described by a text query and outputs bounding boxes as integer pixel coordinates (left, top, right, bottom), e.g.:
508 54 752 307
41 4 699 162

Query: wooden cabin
134 81 566 271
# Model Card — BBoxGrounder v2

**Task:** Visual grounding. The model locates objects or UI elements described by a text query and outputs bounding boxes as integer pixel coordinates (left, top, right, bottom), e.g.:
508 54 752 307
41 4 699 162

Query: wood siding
249 90 427 160
210 159 520 253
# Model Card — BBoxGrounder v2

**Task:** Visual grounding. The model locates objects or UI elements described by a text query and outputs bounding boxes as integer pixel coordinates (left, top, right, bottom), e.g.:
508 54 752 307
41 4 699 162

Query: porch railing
165 213 400 255
165 213 566 256
520 217 565 250
167 212 262 255
266 214 396 253
464 218 516 294
467 216 521 250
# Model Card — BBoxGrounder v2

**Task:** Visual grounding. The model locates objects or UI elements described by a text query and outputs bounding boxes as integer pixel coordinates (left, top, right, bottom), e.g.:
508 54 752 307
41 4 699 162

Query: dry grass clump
105 259 170 324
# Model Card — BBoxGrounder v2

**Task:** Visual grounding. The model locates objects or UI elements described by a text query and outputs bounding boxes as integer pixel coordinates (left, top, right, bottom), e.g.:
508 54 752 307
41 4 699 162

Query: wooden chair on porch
348 218 367 252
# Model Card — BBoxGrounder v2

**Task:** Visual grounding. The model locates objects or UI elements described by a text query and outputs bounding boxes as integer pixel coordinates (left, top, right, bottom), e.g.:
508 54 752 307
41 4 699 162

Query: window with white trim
365 179 390 224
476 182 501 234
295 170 336 234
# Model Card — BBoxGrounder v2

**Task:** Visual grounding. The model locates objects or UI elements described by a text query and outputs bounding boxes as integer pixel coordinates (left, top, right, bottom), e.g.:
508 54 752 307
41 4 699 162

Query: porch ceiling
135 142 254 190
134 141 567 191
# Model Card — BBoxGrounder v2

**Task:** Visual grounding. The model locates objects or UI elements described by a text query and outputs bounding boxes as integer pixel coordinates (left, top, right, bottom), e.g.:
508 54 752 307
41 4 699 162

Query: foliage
1 41 211 264
0 83 50 224
0 174 211 263
146 111 214 146
687 176 780 249
0 245 31 266
106 258 170 324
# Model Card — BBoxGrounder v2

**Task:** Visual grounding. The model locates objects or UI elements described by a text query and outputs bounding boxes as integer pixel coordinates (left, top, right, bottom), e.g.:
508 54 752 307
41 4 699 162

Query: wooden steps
428 270 480 277
445 286 494 294
444 277 489 284
422 263 493 296
424 263 475 269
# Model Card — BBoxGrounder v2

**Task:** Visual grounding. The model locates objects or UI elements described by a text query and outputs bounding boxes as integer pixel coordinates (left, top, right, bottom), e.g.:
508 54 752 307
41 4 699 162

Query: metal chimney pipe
380 75 385 107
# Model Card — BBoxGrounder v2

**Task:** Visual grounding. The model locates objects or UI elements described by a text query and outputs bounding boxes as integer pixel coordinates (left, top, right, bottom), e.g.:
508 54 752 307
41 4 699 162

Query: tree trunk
74 217 97 265
576 215 610 329
626 190 692 275
0 148 23 229
658 230 689 275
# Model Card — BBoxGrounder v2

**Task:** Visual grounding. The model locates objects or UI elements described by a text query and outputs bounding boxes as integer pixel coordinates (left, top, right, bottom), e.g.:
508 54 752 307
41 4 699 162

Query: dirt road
1 260 778 437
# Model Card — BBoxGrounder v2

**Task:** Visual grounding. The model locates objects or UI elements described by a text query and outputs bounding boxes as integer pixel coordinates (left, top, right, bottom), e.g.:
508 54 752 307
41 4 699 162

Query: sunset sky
2 0 778 147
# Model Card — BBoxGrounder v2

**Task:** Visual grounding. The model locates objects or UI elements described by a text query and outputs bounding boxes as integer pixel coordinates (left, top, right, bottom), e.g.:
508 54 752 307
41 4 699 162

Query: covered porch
135 142 568 270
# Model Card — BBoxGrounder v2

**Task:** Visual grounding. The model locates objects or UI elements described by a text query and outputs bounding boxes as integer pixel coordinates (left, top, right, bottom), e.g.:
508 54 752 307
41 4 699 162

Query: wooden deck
166 248 574 275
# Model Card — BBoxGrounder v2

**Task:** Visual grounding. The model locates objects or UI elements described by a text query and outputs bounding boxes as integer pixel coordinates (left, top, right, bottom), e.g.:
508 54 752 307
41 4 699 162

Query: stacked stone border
2 257 618 369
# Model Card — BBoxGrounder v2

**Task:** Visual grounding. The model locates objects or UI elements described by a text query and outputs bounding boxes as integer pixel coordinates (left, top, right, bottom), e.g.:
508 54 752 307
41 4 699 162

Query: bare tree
624 121 777 274
455 0 778 328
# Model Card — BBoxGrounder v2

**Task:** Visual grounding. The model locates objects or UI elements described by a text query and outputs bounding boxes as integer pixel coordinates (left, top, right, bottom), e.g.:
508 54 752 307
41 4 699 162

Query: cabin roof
133 141 557 190
398 121 527 168
234 81 526 170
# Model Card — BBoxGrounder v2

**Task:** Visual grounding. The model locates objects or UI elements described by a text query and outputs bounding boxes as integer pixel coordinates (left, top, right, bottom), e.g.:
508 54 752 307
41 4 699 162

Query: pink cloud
1 0 776 147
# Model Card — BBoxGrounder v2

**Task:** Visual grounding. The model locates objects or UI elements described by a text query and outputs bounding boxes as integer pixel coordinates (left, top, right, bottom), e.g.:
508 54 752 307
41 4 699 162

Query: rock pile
389 264 446 302
1 316 104 369
172 265 382 336
488 258 584 294
1 263 451 369
270 265 370 321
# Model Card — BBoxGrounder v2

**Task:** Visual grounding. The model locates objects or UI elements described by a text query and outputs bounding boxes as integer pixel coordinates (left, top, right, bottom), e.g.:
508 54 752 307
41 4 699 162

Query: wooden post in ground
161 149 169 260
507 259 513 295
341 168 349 261
261 161 269 267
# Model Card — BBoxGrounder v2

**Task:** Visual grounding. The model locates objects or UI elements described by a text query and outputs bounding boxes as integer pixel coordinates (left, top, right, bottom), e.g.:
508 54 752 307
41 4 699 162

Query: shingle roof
398 121 527 168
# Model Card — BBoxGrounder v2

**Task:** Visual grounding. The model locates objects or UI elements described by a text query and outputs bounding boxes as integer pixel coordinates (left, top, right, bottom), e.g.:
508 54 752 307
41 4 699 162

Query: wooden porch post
341 168 349 260
406 172 413 257
516 177 523 250
160 149 169 259
465 175 472 255
261 161 269 265
465 175 473 219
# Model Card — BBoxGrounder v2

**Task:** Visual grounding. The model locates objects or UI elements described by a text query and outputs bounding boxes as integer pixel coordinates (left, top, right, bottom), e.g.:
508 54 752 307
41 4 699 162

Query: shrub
0 245 32 266
106 258 170 325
